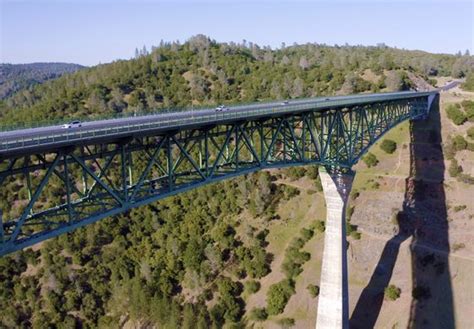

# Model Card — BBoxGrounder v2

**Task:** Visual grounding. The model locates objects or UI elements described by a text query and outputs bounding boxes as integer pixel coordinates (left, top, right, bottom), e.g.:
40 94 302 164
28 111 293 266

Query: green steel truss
0 96 431 256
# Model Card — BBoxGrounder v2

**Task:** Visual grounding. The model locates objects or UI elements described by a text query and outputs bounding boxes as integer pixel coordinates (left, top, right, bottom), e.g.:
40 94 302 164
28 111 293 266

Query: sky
1 0 473 66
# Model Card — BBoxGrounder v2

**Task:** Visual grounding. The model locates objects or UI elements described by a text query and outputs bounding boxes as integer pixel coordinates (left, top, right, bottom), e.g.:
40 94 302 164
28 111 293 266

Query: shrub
453 205 466 212
305 166 319 179
384 284 401 301
363 152 378 167
468 127 474 140
380 139 397 154
313 220 325 233
462 100 474 121
448 159 463 177
245 280 261 294
346 206 355 220
249 307 267 321
350 231 361 240
277 317 295 328
346 221 357 236
307 284 320 298
286 167 306 181
266 279 295 315
452 135 467 151
462 73 474 91
350 190 360 200
283 185 300 200
452 243 466 251
300 228 314 242
446 104 466 125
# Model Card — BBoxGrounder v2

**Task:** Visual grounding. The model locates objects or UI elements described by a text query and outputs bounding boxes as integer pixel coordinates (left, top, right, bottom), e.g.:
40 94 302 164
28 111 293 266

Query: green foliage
346 206 355 220
468 127 474 140
462 72 474 91
350 231 362 240
281 227 313 279
248 171 278 218
350 190 360 200
307 284 320 298
452 135 467 151
235 244 271 279
449 159 463 177
452 243 466 251
244 280 261 294
1 36 469 130
346 221 358 236
446 104 467 125
363 152 379 168
277 317 295 328
313 220 326 233
0 63 84 99
285 167 306 181
305 166 319 180
249 307 267 321
453 205 466 212
0 172 271 328
282 185 300 200
384 284 401 301
380 139 397 154
300 227 314 242
215 277 244 322
266 279 295 315
462 100 474 121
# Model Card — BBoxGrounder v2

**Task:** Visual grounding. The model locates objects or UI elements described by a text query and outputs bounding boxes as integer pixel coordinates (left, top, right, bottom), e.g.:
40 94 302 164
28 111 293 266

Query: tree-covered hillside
0 63 84 100
1 35 472 127
0 36 473 328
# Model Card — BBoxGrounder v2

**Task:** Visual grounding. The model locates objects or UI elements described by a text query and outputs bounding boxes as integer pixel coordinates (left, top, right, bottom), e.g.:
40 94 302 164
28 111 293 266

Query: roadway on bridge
0 90 436 156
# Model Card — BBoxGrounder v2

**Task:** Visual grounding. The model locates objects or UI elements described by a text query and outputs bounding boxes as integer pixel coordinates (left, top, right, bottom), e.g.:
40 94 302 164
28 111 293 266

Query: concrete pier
316 168 354 329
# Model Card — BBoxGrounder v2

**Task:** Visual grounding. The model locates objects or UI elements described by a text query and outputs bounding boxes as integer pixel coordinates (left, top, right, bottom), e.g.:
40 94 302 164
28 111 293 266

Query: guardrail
0 92 435 153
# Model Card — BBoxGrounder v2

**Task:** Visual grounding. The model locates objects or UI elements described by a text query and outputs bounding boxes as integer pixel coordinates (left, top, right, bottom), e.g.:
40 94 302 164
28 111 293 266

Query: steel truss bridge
0 91 438 256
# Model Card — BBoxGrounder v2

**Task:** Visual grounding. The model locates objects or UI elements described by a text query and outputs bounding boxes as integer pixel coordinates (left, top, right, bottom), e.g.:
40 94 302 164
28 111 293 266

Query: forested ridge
1 35 472 126
0 35 473 328
0 63 84 100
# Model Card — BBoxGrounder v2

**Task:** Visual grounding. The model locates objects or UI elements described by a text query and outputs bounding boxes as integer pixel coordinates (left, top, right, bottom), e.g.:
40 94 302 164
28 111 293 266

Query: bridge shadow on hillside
350 96 455 329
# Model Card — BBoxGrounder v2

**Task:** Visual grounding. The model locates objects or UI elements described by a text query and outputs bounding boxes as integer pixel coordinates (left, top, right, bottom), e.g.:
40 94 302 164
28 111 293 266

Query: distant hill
0 62 85 99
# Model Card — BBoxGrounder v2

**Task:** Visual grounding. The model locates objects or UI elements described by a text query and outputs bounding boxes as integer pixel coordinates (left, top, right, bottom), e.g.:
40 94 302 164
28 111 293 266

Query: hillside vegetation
1 35 472 126
0 63 84 100
0 36 473 328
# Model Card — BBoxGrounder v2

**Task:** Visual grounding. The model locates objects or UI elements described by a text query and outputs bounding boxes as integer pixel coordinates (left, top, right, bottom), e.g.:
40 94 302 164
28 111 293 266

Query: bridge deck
0 91 436 158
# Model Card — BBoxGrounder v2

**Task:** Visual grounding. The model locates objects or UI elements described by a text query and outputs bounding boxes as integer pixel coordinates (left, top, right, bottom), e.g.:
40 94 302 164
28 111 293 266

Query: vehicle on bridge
62 120 82 129
215 105 228 112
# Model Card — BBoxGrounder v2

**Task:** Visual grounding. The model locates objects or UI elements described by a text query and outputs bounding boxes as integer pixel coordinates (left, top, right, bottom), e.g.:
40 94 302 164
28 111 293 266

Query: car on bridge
62 120 82 129
215 105 229 112
280 100 289 105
